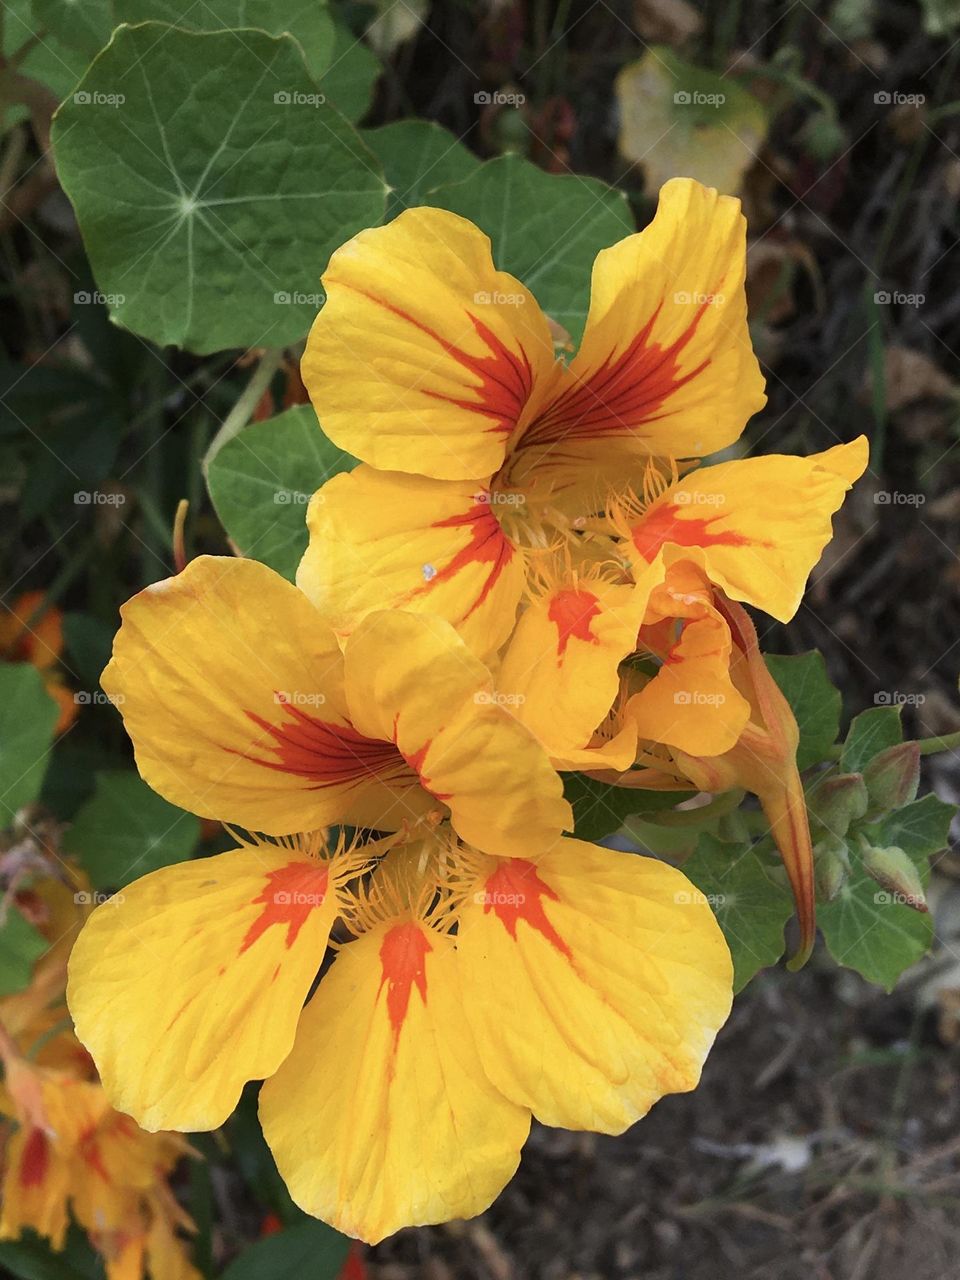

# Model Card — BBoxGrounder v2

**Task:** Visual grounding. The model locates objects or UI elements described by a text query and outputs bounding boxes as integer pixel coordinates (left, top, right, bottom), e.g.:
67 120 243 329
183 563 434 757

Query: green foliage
63 770 200 887
765 650 841 769
0 907 48 998
840 705 904 772
364 119 480 219
51 24 387 353
683 836 794 991
563 772 692 841
220 1220 351 1280
207 406 355 580
0 665 59 821
426 154 634 342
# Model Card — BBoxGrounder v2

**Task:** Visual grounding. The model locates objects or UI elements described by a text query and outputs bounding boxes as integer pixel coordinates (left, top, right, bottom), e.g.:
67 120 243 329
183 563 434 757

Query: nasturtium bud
814 835 850 902
862 742 921 817
860 840 928 914
807 772 869 838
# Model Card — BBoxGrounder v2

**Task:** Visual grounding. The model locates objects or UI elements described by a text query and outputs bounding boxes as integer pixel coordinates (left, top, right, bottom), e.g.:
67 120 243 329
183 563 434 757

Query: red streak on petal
413 501 515 620
20 1128 48 1188
518 301 711 449
631 503 752 562
234 702 409 790
79 1131 110 1182
240 861 330 954
482 859 571 959
547 588 602 660
379 922 431 1049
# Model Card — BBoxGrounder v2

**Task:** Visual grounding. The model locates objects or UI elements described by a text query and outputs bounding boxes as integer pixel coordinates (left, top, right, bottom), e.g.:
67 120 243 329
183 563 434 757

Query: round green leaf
207 405 355 580
51 23 387 354
0 663 59 822
426 153 634 342
32 0 113 55
364 119 479 220
113 0 335 80
318 20 380 122
63 769 200 887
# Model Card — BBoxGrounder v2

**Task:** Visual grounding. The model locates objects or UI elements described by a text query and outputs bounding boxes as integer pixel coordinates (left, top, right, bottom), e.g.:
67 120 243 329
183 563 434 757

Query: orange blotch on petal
482 860 571 959
413 501 516 620
632 504 754 562
19 1128 49 1188
547 588 602 660
237 702 406 789
241 861 331 954
379 922 431 1049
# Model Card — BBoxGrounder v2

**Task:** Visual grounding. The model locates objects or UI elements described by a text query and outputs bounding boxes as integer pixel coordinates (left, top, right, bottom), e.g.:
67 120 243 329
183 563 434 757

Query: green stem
203 348 283 472
917 730 960 757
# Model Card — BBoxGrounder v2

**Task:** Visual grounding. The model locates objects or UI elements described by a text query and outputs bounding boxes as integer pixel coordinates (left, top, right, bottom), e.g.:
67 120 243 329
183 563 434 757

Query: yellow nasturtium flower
66 555 733 1243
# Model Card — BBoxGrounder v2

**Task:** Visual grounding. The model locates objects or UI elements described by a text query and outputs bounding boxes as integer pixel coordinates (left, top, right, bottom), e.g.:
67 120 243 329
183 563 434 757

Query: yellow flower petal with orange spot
101 556 433 836
626 437 869 622
301 207 558 482
259 918 530 1245
0 1124 71 1249
343 610 572 856
497 574 645 759
297 465 525 660
456 839 732 1133
67 841 349 1132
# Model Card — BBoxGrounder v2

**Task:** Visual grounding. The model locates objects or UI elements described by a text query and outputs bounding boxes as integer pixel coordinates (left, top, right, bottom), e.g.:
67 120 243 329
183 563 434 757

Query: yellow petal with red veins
627 437 869 622
260 919 530 1244
344 611 572 856
627 562 750 756
0 1125 71 1248
512 178 765 469
101 556 431 836
297 466 524 661
457 839 732 1133
67 845 342 1132
498 577 645 757
301 208 558 481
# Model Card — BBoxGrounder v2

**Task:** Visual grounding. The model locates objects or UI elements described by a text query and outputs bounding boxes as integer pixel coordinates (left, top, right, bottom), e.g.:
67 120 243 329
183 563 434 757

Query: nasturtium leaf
615 46 767 195
32 0 113 55
864 793 956 860
51 24 387 354
817 838 933 991
63 769 200 888
364 120 479 220
427 153 634 343
765 651 841 771
114 0 335 80
0 664 59 822
683 835 793 991
207 405 356 580
0 907 48 998
840 705 903 773
0 1230 100 1280
319 20 381 122
62 612 115 690
220 1220 351 1280
563 772 691 842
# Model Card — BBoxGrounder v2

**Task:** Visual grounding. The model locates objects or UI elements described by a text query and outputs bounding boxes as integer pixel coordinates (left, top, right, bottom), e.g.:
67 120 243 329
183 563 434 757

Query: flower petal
67 845 340 1132
260 920 530 1244
627 438 869 622
511 178 765 468
457 839 732 1133
101 556 430 835
301 208 558 481
297 466 525 660
343 611 572 857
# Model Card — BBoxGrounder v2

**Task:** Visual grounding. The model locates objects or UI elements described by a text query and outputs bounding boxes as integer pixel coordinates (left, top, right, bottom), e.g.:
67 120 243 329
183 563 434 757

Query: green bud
798 111 847 163
807 772 869 838
862 742 920 816
860 840 928 913
814 836 850 902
